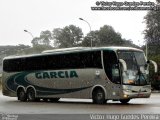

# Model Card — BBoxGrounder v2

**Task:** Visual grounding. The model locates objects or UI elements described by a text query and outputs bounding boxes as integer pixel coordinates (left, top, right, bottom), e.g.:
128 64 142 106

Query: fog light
124 94 128 98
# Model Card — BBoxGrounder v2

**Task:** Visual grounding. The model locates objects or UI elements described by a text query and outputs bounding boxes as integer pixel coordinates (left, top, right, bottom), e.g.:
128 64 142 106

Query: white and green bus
2 47 157 104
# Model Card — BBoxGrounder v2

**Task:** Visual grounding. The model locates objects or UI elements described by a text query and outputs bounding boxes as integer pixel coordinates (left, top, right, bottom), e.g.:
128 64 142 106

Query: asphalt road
0 92 160 120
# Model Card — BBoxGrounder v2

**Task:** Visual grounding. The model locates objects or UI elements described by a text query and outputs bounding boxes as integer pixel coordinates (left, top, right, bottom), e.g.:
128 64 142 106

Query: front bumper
122 91 151 99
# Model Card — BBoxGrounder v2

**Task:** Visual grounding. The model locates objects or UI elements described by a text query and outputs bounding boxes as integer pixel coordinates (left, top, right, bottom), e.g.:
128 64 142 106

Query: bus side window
103 50 121 84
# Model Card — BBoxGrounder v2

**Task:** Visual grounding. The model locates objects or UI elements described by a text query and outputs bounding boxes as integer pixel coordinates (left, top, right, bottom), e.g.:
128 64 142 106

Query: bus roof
3 46 143 60
42 46 142 53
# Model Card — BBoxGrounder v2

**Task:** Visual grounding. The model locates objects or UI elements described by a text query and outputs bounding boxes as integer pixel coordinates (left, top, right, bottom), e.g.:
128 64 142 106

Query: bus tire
27 88 36 102
92 88 105 104
120 99 130 104
17 88 27 102
49 98 60 102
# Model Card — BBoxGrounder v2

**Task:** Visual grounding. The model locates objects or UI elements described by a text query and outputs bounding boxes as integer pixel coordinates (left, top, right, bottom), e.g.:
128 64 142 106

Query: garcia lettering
35 70 78 79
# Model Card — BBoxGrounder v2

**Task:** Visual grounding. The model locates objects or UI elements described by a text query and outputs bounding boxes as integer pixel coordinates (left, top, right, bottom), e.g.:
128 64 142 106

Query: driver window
103 50 121 84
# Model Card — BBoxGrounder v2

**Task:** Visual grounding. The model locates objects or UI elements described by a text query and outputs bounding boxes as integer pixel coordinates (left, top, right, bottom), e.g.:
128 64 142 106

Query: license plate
138 94 144 97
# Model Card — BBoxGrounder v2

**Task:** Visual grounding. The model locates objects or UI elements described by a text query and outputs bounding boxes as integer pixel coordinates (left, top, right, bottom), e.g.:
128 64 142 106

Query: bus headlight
123 94 128 98
128 80 134 84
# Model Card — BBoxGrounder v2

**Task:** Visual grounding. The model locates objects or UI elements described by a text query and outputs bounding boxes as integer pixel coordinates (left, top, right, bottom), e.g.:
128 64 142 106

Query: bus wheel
120 99 130 104
92 88 105 104
17 88 27 102
49 98 60 102
27 88 36 102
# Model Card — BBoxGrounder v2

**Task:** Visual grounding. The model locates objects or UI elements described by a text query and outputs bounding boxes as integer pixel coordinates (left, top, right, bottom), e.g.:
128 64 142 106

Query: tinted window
3 51 102 72
103 50 121 84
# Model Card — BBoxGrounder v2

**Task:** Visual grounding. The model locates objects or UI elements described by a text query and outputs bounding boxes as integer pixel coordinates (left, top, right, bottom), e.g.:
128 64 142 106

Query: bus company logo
35 70 79 79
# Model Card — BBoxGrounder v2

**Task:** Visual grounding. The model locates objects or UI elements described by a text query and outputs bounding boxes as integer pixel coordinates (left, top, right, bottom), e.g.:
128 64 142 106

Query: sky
0 0 156 46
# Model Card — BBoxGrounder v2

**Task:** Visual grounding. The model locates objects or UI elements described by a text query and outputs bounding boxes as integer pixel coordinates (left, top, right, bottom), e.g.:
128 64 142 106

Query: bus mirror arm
149 60 158 73
119 59 127 72
147 60 150 64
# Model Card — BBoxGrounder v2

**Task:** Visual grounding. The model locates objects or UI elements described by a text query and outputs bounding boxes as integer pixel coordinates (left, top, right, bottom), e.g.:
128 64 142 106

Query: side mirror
147 60 150 64
149 60 158 73
119 59 127 72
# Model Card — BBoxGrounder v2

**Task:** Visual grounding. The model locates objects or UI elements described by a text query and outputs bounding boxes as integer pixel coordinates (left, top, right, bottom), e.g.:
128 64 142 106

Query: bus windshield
118 51 149 85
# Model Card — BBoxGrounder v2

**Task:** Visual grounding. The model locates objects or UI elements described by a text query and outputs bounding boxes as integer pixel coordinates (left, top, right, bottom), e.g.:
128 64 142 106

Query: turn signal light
128 80 134 84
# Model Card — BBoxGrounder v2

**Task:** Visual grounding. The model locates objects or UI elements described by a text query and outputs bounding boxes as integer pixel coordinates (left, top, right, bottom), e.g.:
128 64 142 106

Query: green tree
98 25 123 46
144 1 160 89
82 30 99 47
31 30 53 53
52 28 62 47
29 45 53 54
144 2 160 55
31 30 52 47
52 25 83 48
82 25 137 47
121 39 139 48
40 30 52 46
31 37 40 46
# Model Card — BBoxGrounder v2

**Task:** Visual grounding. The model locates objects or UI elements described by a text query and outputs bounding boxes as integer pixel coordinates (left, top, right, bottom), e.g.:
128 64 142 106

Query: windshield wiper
133 53 148 85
